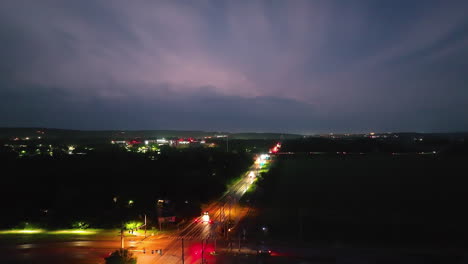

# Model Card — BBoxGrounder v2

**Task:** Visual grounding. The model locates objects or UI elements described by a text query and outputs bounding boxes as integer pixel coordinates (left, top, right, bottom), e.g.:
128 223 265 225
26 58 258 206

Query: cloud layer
1 0 468 133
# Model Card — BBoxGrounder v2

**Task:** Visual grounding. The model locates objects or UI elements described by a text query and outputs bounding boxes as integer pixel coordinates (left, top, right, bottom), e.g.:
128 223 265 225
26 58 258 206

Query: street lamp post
181 238 185 264
120 223 125 249
201 239 205 264
144 214 147 238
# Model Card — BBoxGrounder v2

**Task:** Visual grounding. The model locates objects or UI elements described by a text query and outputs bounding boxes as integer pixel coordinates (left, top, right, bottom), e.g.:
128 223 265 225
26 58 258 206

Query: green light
125 221 143 230
0 229 44 234
48 229 97 235
72 221 90 230
0 229 100 235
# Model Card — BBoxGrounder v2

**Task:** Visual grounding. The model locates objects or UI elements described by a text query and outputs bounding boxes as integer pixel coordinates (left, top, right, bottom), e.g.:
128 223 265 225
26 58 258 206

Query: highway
133 156 264 264
0 154 269 264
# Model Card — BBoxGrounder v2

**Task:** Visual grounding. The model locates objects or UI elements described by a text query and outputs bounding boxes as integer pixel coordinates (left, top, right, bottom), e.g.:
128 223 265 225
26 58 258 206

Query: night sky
1 0 468 133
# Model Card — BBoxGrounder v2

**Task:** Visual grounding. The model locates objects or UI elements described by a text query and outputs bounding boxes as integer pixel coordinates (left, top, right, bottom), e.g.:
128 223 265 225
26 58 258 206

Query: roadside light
128 200 134 205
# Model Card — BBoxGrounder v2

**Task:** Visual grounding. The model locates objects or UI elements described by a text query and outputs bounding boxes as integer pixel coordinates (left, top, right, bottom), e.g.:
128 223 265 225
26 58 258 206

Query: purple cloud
1 0 468 132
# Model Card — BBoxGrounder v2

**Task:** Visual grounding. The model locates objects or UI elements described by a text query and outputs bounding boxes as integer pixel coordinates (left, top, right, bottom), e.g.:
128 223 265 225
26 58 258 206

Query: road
132 157 264 264
0 238 120 264
0 154 267 264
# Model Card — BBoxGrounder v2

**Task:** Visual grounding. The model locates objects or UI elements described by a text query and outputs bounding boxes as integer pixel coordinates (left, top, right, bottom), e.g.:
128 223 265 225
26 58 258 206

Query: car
257 247 271 256
194 211 213 224
257 242 271 256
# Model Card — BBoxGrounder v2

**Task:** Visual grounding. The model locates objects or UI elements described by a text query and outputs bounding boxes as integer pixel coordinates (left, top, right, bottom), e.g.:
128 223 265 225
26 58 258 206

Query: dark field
0 146 252 229
257 153 468 247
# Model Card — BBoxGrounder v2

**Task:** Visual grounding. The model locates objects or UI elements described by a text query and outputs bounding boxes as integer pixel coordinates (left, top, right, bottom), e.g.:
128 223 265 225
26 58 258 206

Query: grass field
0 228 163 245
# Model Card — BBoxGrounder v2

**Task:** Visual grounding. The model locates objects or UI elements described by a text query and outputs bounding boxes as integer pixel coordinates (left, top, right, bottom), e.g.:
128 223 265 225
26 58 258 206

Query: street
0 156 266 264
133 159 263 264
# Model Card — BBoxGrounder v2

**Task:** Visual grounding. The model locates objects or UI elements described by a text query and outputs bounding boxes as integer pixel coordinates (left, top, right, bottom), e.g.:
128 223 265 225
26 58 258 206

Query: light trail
142 157 264 264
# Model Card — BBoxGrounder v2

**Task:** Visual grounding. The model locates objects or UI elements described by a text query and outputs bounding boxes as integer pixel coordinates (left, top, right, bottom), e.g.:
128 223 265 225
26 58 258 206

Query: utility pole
214 237 217 254
120 226 125 249
201 239 205 264
181 238 185 264
226 135 229 152
221 205 227 239
144 214 147 238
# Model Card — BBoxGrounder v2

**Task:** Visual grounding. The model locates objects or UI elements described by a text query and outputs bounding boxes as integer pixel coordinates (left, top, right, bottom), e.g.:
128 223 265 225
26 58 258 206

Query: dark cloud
1 0 468 132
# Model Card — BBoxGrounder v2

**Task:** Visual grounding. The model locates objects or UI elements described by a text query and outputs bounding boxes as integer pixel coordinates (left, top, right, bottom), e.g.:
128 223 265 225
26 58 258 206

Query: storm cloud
1 0 468 133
